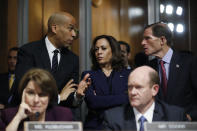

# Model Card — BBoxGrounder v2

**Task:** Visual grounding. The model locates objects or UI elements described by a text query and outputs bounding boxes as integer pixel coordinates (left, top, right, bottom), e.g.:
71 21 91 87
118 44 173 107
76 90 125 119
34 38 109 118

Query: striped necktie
51 49 59 73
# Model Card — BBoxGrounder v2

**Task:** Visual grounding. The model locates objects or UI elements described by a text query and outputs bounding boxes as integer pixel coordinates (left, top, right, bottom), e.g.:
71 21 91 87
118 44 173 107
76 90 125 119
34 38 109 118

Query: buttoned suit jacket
149 51 197 120
82 69 131 130
10 37 79 106
0 73 10 105
0 106 73 130
103 100 187 131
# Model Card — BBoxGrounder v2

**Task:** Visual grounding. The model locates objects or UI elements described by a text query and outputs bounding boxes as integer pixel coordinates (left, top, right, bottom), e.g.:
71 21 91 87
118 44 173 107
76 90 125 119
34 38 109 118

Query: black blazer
10 37 79 106
82 69 131 130
0 73 10 105
149 51 197 120
103 101 187 131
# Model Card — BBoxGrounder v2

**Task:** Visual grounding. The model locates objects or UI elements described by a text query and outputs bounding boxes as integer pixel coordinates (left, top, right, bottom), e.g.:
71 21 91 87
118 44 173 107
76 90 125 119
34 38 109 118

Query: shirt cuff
73 91 84 106
58 94 60 104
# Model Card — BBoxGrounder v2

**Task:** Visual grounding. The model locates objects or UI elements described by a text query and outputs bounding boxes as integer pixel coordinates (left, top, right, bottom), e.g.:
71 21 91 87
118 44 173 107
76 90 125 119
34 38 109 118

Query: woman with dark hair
83 35 131 130
0 68 73 131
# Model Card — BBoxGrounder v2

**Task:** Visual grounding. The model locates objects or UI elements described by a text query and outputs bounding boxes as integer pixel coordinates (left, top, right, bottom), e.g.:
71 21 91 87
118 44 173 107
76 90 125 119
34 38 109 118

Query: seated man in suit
103 66 187 131
0 47 18 109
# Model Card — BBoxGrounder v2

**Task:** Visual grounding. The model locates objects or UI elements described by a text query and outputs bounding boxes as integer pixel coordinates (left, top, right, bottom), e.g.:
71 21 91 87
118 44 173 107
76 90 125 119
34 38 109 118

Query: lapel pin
120 75 124 77
176 64 180 68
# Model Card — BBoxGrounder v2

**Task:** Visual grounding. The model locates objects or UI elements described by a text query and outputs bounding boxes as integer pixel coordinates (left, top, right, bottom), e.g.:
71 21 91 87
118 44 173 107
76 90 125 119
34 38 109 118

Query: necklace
102 69 112 77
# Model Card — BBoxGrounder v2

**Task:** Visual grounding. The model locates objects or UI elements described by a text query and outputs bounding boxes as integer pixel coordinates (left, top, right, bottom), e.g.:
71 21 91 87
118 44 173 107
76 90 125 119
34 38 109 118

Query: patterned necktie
139 116 147 131
160 60 167 96
51 49 59 73
9 74 15 90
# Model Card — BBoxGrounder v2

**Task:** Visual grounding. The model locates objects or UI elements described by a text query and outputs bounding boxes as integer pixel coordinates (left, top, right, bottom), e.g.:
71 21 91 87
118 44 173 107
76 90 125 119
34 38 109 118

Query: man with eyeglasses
9 12 90 119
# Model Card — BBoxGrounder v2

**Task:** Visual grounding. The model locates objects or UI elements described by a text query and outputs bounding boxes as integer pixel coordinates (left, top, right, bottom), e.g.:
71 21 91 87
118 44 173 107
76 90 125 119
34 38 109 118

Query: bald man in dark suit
9 12 90 111
103 66 187 131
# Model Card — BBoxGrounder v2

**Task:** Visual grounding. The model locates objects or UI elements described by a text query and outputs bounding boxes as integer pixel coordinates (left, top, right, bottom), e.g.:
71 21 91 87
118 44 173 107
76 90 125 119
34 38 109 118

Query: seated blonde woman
0 68 73 131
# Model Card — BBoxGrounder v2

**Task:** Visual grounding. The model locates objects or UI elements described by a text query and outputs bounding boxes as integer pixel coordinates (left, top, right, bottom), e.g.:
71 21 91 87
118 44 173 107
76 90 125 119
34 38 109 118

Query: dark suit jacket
149 51 197 120
0 73 10 105
0 106 73 130
103 101 187 131
9 37 79 106
82 69 131 130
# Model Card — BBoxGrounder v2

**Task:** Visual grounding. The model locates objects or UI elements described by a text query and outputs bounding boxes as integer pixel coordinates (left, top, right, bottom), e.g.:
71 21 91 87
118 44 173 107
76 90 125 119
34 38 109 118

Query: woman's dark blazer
0 106 73 130
82 68 131 130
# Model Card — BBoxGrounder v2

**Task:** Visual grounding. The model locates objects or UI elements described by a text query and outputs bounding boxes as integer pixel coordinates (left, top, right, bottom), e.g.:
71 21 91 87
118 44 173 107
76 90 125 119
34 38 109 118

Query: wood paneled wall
91 0 148 66
0 0 79 73
0 0 17 73
28 0 79 55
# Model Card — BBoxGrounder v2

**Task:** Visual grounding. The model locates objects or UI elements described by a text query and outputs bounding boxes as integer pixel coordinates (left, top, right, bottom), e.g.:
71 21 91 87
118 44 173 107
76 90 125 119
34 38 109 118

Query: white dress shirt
45 36 60 67
158 48 173 80
133 102 155 131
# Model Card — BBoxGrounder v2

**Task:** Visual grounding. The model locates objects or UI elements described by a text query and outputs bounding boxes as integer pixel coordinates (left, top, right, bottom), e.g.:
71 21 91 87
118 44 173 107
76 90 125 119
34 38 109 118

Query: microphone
35 112 40 118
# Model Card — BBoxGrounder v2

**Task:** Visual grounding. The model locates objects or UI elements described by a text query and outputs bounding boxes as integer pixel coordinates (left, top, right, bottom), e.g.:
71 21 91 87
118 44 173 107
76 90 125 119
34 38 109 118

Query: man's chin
64 43 72 48
130 102 138 107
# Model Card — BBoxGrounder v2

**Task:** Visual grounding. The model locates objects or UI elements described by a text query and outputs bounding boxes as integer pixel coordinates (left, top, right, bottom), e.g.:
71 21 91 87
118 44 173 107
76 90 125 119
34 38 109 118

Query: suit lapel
166 52 181 101
153 101 166 121
58 48 70 74
124 105 137 130
39 38 51 71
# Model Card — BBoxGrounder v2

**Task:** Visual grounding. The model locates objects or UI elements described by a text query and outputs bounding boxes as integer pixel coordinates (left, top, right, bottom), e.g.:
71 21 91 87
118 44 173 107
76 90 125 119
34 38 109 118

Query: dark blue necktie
139 116 147 131
51 49 59 73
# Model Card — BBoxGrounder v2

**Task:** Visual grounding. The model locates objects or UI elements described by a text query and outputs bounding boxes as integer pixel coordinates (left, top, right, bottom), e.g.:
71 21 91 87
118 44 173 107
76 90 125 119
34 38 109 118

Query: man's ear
160 36 167 46
51 24 58 34
152 84 159 96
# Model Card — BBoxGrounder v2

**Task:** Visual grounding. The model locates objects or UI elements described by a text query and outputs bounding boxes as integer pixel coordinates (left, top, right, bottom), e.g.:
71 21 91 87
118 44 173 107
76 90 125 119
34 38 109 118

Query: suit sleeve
72 55 79 84
0 110 8 129
15 46 36 84
82 71 129 110
59 55 79 107
189 55 197 120
85 89 128 109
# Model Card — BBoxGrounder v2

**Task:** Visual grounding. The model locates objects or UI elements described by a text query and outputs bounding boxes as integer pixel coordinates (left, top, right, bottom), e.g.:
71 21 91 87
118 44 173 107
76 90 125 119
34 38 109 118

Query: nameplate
145 122 197 131
24 121 82 131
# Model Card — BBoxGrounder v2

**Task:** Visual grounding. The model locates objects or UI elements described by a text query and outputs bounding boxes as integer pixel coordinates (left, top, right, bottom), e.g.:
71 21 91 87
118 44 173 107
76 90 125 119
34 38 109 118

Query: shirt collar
133 102 155 123
45 36 60 53
161 48 173 64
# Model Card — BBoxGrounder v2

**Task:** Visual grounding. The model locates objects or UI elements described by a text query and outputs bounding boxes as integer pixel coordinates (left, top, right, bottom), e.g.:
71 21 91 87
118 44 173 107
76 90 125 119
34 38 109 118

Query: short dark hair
18 68 58 107
118 41 130 53
90 35 125 71
144 22 173 46
8 47 19 53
